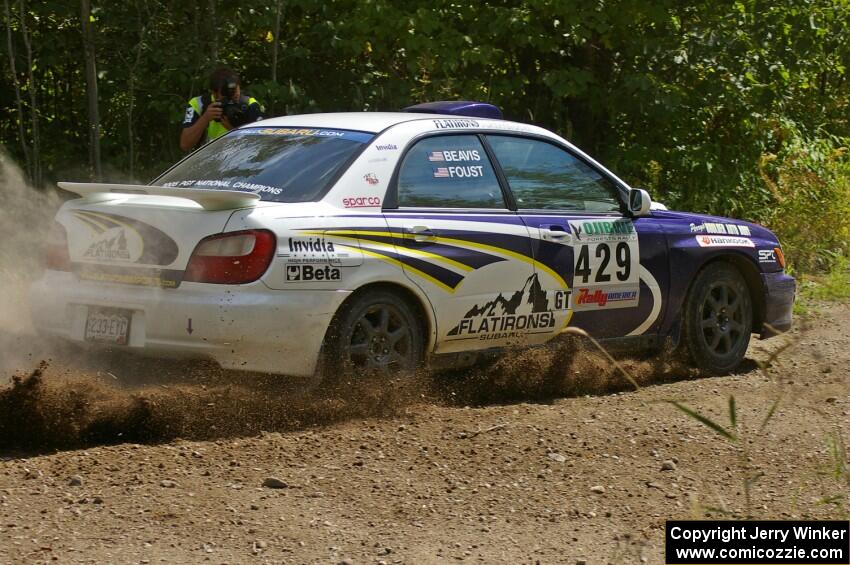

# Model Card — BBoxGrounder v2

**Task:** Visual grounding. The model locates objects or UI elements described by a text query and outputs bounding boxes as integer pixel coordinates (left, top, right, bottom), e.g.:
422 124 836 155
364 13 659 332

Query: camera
218 80 249 127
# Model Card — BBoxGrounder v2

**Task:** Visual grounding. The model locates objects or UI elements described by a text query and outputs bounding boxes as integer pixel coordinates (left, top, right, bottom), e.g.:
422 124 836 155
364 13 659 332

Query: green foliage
0 0 848 271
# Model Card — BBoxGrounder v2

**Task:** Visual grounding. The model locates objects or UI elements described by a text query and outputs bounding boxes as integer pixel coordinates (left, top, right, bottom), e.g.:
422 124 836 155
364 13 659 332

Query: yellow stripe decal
321 232 473 273
71 211 112 233
307 228 568 290
337 243 456 294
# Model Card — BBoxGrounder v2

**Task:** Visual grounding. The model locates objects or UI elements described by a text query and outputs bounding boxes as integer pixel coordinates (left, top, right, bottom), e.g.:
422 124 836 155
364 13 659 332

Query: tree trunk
271 1 281 83
208 0 217 62
19 0 40 187
3 0 32 182
80 0 102 181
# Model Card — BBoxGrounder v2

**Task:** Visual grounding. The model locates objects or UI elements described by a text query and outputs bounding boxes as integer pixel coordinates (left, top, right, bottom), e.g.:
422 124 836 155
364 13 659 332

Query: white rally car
32 102 794 377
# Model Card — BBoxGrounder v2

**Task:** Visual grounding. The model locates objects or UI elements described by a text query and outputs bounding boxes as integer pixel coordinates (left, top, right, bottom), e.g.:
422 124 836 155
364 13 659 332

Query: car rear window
155 127 373 202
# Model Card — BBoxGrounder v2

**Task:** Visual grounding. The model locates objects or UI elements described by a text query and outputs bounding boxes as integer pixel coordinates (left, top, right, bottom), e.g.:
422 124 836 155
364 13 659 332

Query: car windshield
155 127 373 202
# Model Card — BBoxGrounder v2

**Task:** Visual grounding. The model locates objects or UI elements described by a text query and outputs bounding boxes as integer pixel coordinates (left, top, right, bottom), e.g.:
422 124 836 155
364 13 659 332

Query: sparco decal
433 118 479 129
447 274 560 341
695 235 755 248
343 196 382 208
286 265 341 282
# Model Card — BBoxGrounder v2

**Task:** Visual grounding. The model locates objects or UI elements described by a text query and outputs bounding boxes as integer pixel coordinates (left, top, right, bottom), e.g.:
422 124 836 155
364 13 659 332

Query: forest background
1 0 848 273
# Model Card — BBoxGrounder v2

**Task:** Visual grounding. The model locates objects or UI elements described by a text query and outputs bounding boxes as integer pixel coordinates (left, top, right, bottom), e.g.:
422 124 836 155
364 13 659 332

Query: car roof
248 112 513 134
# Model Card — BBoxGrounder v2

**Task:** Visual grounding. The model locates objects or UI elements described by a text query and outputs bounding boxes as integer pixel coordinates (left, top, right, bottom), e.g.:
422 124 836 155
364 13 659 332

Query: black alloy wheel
324 289 424 380
681 262 753 375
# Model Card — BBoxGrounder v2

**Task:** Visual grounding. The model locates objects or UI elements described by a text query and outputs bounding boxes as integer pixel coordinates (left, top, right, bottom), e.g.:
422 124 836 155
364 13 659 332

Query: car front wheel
681 262 753 375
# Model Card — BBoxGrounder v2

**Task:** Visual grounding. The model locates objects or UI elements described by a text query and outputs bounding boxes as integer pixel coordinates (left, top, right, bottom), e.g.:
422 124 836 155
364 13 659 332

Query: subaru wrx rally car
32 102 795 377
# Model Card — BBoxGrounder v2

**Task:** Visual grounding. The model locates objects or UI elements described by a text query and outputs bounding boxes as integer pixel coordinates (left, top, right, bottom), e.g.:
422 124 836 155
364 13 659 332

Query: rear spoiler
58 182 261 211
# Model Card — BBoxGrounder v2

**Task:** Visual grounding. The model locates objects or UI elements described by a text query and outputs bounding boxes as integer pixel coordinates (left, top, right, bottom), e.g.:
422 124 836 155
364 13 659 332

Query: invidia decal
447 274 568 341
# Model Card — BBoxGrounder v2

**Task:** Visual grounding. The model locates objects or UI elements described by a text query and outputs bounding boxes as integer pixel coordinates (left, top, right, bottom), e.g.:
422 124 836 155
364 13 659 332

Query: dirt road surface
1 302 848 564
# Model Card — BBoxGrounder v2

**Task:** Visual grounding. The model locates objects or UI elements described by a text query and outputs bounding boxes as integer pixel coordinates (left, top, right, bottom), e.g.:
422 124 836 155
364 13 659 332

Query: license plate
85 308 131 345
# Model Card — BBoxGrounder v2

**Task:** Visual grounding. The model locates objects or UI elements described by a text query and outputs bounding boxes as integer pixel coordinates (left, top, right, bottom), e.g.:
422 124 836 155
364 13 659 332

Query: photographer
180 67 264 152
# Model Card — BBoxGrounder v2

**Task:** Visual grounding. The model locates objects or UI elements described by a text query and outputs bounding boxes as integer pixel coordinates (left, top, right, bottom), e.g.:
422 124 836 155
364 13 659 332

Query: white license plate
85 308 131 345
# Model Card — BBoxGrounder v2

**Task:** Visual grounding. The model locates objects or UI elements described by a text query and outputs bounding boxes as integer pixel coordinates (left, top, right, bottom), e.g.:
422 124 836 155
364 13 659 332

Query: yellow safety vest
188 94 260 142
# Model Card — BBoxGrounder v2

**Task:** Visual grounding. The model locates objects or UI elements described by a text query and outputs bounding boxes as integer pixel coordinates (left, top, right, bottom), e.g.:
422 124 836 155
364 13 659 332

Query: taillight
774 247 786 269
46 221 71 271
184 229 276 284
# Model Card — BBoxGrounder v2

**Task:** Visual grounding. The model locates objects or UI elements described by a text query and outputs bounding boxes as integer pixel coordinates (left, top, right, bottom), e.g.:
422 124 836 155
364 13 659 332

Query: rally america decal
568 219 640 310
447 274 569 342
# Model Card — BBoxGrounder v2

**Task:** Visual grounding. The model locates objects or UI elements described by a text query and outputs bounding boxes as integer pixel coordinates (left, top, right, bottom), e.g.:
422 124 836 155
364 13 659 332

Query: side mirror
629 188 652 217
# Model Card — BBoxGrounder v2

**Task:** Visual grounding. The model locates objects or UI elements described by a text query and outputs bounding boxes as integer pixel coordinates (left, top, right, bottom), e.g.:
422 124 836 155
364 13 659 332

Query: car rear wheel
323 289 424 379
681 263 752 375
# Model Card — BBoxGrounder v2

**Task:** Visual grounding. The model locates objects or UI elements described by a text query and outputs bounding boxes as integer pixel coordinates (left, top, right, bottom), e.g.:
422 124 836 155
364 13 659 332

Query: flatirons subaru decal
71 210 178 265
447 274 569 342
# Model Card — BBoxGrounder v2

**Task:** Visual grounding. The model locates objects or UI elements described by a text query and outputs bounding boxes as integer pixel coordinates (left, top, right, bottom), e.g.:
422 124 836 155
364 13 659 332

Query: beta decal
427 150 480 162
433 165 485 178
696 235 755 248
343 196 381 208
363 173 379 185
285 264 341 282
447 274 561 341
433 118 479 129
573 287 639 310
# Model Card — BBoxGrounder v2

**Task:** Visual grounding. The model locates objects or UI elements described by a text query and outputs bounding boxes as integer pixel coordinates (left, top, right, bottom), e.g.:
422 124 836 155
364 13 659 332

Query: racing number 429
574 242 631 284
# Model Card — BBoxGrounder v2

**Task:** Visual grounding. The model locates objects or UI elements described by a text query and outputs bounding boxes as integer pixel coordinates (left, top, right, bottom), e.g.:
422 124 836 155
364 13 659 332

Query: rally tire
681 262 753 375
323 289 424 380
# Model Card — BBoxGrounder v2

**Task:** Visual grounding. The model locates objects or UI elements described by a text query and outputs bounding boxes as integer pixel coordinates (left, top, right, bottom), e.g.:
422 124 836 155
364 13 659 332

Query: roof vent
403 101 503 120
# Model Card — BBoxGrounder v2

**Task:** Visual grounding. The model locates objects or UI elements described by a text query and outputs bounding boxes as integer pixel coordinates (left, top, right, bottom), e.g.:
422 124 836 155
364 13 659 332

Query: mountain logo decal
447 274 563 341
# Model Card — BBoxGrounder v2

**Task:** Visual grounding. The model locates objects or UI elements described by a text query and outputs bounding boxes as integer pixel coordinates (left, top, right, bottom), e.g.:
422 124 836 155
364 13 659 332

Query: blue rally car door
484 134 668 341
382 133 551 353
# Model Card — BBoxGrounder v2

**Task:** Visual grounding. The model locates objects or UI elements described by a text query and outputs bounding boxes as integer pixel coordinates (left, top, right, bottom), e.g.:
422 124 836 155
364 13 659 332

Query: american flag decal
428 151 445 162
433 167 450 178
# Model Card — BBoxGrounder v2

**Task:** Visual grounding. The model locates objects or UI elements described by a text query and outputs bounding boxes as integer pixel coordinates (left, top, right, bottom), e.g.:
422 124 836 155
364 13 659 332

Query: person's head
209 67 241 101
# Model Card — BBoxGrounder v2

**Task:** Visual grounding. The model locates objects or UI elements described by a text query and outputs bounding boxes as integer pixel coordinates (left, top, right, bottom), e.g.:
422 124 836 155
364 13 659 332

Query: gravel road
1 302 848 564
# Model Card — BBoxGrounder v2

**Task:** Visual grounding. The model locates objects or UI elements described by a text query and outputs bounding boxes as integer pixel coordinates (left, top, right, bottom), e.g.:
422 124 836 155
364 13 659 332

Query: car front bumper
30 271 350 376
760 271 796 338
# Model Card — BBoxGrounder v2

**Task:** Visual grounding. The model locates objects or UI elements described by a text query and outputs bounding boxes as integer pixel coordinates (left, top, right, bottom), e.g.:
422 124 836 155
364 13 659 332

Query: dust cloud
0 153 61 377
0 336 693 453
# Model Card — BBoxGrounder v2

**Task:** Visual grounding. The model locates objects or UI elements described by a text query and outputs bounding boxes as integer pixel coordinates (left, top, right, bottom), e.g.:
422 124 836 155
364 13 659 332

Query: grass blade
729 395 737 429
758 394 783 434
667 400 737 441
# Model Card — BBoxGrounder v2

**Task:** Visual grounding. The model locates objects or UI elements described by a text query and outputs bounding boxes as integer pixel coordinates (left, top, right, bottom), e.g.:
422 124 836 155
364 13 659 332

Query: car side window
397 135 506 208
486 135 621 212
